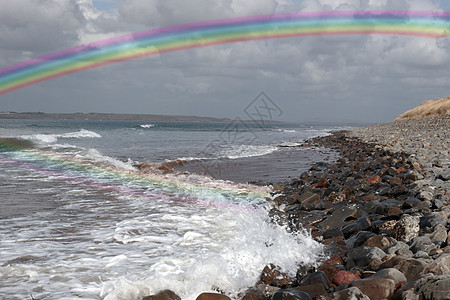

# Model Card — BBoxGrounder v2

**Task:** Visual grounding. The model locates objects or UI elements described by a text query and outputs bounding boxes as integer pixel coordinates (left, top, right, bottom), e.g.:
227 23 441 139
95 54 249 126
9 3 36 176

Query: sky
0 0 449 123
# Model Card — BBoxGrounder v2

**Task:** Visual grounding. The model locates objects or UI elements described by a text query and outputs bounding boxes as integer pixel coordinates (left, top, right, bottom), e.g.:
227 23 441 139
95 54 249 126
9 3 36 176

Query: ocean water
0 119 344 299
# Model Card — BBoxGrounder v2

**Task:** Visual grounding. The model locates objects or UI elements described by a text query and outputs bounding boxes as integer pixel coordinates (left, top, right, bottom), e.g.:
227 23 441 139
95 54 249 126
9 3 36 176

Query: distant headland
0 112 234 123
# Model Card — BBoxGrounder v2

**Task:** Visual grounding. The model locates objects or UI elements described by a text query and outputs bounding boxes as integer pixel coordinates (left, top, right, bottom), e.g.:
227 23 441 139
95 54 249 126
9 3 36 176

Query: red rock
312 178 330 189
368 175 381 183
322 254 344 266
259 264 292 287
318 264 341 283
332 270 360 285
196 293 231 300
143 290 181 300
396 167 406 173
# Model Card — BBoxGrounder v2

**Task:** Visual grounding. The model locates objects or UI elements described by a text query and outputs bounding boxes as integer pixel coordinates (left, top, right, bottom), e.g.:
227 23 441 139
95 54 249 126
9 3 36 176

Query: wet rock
299 271 330 290
318 206 358 229
318 286 370 300
260 264 292 287
293 283 328 299
346 246 387 268
318 264 342 283
392 215 420 243
332 271 360 285
271 289 311 300
143 290 181 300
346 231 376 249
242 287 265 300
196 293 231 300
322 228 343 239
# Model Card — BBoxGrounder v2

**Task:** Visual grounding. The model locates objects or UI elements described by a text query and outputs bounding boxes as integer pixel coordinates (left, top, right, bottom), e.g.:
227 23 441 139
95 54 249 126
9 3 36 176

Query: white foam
20 129 101 144
221 145 277 159
139 124 156 129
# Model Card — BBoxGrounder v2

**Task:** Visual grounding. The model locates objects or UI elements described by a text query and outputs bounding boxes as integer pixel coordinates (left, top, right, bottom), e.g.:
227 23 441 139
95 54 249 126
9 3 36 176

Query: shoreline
143 116 449 300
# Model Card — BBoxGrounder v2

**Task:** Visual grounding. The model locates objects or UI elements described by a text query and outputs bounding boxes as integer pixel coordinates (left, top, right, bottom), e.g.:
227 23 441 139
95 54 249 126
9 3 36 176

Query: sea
0 118 347 300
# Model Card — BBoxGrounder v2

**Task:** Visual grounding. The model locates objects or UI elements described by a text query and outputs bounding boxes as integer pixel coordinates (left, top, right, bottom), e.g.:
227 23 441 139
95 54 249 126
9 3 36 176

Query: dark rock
260 264 292 287
409 236 437 254
346 231 376 249
395 274 450 300
242 287 265 300
420 214 448 232
300 271 330 290
318 206 358 229
332 271 360 285
346 246 387 268
143 290 181 300
385 241 413 257
271 289 311 300
319 286 370 300
322 228 344 239
427 224 448 245
292 283 328 299
196 293 231 300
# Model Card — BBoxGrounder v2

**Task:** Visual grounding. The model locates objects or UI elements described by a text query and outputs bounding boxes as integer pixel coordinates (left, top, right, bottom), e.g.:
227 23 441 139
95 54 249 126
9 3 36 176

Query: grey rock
318 206 358 229
318 287 370 300
395 258 429 281
347 246 387 268
372 268 407 285
420 214 448 232
418 190 434 201
415 274 450 300
346 231 376 249
409 236 437 254
271 289 311 300
386 241 414 257
427 224 448 245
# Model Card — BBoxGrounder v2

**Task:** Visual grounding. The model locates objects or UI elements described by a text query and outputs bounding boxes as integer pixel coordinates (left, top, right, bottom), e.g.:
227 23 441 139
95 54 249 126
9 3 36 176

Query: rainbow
0 137 270 208
0 10 449 95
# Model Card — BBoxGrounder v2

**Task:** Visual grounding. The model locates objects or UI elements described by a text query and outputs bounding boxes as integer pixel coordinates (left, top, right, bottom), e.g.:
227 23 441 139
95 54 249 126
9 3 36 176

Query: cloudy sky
0 0 449 123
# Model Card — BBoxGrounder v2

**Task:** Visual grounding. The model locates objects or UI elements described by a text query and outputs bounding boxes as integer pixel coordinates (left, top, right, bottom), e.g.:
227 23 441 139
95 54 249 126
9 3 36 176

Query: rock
394 258 429 281
299 271 330 290
427 224 448 245
372 268 407 285
364 235 397 250
332 271 361 285
293 284 328 299
392 215 420 243
318 264 342 283
346 231 376 249
260 264 292 287
414 275 450 300
322 228 343 239
346 246 387 268
420 214 448 232
271 289 311 300
318 206 358 229
196 293 231 300
350 277 396 300
242 287 266 300
409 236 437 254
143 290 181 300
318 286 370 300
423 253 450 275
385 241 413 257
418 190 434 201
368 175 382 183
395 274 450 300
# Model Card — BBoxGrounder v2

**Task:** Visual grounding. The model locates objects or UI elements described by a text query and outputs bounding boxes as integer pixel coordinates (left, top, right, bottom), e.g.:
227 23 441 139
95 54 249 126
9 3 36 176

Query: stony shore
143 116 449 300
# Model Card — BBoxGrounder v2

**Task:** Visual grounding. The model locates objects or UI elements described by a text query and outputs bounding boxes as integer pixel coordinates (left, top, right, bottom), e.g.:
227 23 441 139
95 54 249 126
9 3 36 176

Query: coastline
144 116 449 300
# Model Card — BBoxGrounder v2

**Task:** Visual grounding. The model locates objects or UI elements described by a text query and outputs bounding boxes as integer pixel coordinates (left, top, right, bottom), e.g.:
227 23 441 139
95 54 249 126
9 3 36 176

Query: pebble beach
144 115 450 299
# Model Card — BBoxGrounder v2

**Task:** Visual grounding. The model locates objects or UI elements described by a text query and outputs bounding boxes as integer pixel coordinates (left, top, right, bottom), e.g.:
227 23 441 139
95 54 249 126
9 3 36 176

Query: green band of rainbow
0 11 449 95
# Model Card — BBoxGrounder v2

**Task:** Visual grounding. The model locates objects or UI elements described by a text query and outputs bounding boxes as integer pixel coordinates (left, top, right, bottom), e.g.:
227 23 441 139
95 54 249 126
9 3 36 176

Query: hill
394 96 450 121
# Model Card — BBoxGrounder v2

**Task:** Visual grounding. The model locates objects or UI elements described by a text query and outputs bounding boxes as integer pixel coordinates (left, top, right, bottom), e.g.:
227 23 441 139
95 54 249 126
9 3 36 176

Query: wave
139 124 157 129
20 129 101 144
